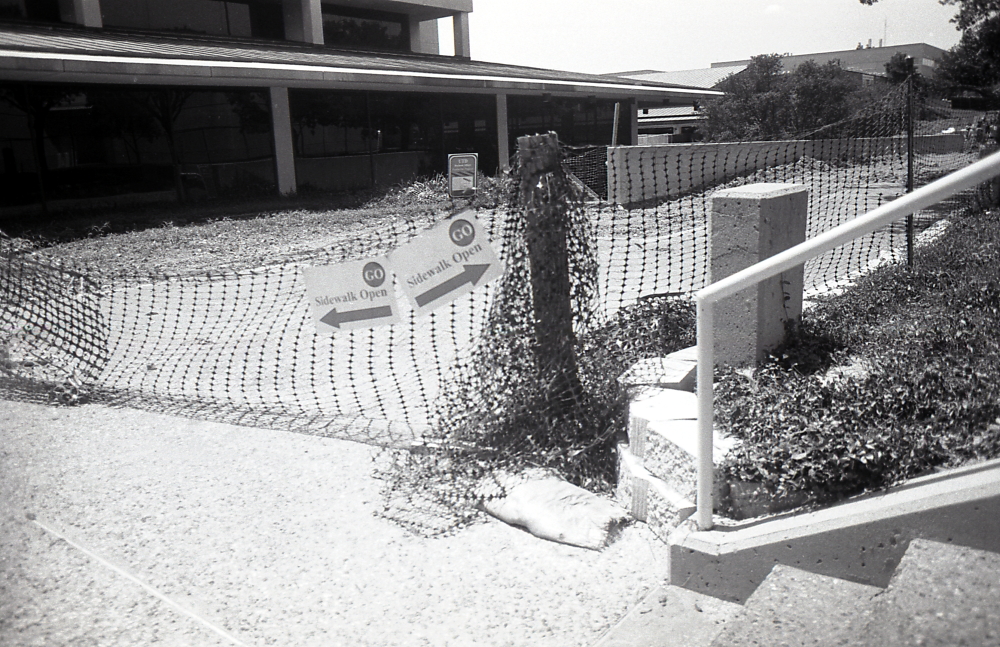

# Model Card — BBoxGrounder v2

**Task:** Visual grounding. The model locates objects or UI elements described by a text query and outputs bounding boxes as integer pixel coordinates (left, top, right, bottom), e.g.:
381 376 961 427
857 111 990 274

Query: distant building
615 43 945 142
712 42 946 80
0 0 717 212
612 66 747 141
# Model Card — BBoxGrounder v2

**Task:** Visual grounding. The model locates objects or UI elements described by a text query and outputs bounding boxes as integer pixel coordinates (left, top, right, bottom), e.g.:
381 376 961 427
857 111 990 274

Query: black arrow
320 305 394 328
415 264 490 307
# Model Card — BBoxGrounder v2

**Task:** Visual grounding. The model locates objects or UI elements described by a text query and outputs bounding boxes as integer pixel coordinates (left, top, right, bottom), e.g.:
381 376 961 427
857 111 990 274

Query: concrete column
58 0 102 27
452 12 471 58
269 87 297 196
283 0 324 45
496 93 509 172
628 98 639 146
710 183 808 366
409 17 439 54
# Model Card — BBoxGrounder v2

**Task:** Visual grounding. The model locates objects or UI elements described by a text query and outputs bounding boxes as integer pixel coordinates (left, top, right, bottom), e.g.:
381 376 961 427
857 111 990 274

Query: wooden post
517 132 581 408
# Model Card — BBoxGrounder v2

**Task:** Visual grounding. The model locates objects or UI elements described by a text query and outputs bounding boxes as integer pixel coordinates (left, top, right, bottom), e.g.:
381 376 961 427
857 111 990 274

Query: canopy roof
0 23 720 102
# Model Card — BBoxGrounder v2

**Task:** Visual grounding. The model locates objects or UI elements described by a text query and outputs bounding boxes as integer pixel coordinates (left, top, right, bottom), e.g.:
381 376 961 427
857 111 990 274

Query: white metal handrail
694 148 1000 531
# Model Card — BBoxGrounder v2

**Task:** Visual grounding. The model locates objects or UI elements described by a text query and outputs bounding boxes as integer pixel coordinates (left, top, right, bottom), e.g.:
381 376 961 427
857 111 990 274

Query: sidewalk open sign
448 153 478 199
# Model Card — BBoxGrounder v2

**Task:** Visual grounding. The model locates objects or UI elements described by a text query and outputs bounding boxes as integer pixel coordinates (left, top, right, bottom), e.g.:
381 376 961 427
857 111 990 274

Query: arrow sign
302 257 400 332
415 264 490 307
320 305 394 328
389 212 503 316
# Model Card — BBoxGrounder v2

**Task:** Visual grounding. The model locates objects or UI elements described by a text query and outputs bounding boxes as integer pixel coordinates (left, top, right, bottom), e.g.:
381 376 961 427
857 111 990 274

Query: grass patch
716 206 1000 510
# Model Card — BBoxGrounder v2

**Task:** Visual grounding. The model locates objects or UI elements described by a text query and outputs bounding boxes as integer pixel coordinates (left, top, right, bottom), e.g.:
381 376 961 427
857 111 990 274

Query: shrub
716 206 1000 506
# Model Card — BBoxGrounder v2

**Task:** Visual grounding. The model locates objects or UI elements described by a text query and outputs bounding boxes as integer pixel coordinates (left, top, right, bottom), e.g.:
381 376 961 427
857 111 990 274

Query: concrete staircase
608 350 1000 646
712 538 1000 647
597 538 1000 647
615 346 740 539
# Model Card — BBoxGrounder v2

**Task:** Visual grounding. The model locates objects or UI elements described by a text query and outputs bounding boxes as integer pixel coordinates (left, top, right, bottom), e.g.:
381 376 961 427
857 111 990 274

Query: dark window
508 96 620 147
248 2 284 40
101 0 254 38
289 89 499 174
0 0 60 22
321 7 409 52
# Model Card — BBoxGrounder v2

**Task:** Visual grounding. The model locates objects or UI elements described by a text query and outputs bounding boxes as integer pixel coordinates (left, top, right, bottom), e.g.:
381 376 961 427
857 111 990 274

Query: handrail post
696 297 715 530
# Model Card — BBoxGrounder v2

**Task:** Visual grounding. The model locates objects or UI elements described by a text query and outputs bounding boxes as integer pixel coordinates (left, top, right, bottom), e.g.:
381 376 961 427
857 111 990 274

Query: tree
884 52 913 84
703 55 870 141
787 60 859 134
704 54 792 141
937 14 1000 87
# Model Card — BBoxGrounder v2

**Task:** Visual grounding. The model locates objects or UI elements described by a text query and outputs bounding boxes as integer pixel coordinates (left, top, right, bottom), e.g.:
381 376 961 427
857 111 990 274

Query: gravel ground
1 400 671 647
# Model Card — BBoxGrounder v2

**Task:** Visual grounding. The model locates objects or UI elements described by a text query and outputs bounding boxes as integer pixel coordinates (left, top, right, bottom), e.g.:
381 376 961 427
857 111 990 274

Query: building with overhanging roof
609 66 745 142
0 0 717 212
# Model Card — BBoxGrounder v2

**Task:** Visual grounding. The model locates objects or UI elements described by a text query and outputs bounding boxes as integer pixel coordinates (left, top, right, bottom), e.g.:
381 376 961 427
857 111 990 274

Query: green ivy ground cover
715 206 1000 509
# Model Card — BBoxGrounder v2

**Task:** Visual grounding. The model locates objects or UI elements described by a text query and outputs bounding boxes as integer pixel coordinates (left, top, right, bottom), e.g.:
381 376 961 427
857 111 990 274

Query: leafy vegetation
716 205 1000 509
703 54 904 141
863 0 1000 105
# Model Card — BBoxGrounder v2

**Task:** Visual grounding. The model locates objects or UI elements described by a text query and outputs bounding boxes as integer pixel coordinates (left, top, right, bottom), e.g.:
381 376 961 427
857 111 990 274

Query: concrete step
618 346 698 392
594 584 742 647
617 346 738 530
857 538 1000 646
710 564 881 647
629 387 739 503
616 438 695 542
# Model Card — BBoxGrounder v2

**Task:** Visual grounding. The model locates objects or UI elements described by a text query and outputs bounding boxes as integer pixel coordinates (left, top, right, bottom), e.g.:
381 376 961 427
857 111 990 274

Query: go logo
362 262 387 288
449 219 476 247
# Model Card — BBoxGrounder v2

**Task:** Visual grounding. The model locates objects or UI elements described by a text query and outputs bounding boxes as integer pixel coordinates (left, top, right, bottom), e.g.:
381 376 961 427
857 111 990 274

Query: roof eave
0 48 724 100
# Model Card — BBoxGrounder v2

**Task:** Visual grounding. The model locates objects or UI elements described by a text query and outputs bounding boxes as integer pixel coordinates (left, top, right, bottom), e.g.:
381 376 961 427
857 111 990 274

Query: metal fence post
906 56 916 267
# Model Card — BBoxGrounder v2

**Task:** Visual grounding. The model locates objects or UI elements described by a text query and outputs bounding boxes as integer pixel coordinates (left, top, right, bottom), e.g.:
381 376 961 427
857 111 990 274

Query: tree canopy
703 55 873 141
938 14 1000 87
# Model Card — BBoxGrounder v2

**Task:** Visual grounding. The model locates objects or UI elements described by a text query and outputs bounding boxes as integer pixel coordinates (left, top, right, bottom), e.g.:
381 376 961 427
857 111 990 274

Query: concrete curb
669 457 1000 603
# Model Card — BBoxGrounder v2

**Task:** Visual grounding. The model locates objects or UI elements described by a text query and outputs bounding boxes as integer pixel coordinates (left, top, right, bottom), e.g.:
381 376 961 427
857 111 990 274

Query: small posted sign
448 153 478 199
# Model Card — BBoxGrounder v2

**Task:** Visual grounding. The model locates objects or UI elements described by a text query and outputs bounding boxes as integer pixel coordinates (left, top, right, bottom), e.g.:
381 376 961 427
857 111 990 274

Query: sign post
448 153 478 199
302 258 400 332
389 210 502 316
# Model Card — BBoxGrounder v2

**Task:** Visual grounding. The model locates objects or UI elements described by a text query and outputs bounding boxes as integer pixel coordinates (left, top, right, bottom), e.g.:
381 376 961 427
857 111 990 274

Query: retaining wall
607 134 966 206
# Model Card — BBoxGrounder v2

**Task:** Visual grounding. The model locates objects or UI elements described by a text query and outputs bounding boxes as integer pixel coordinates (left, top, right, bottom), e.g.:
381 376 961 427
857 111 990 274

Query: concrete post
628 98 639 146
58 0 102 27
283 0 324 45
496 94 509 172
409 17 439 54
710 183 808 366
269 87 297 196
452 12 471 58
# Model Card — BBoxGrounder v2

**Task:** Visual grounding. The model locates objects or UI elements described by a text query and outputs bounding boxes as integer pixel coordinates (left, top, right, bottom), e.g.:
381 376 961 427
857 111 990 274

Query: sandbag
478 473 630 550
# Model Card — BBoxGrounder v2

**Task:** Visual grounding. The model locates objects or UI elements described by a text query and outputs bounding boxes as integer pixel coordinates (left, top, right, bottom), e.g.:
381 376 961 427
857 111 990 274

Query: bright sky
449 0 964 74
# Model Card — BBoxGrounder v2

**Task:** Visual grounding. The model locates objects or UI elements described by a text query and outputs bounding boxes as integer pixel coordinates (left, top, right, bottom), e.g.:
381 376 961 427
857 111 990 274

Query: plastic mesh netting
2 88 995 535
